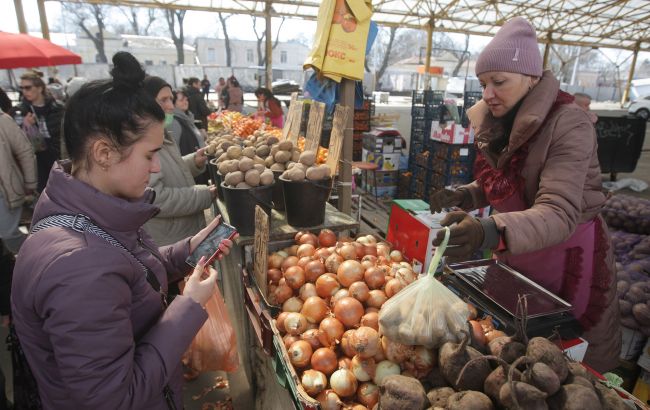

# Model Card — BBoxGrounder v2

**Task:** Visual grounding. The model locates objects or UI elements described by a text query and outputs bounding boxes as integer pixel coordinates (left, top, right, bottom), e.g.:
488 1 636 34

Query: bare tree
119 7 157 36
450 34 470 77
218 13 232 67
165 9 187 64
251 16 286 66
62 3 109 63
375 27 397 87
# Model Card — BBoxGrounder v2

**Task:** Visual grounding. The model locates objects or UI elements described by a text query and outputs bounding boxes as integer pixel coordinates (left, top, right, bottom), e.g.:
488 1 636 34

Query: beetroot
446 391 494 410
484 360 521 404
547 384 602 410
378 374 428 410
438 331 491 391
526 337 569 383
426 387 455 408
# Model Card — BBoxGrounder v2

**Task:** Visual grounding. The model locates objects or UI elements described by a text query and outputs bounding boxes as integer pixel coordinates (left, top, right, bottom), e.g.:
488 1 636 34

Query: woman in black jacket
11 70 64 192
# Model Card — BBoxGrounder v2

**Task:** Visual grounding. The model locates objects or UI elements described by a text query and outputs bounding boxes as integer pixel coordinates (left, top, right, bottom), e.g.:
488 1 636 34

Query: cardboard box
621 327 647 361
362 128 402 153
364 170 399 187
430 121 475 145
638 337 650 371
558 338 589 363
362 149 401 171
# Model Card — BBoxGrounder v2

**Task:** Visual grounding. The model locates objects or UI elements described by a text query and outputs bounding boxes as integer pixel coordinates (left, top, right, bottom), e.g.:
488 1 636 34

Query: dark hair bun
111 52 145 90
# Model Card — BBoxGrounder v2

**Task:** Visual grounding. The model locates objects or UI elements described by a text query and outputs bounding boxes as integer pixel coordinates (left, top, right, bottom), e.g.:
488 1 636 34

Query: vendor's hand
189 215 238 256
430 189 464 213
183 256 218 307
194 147 208 168
432 211 484 257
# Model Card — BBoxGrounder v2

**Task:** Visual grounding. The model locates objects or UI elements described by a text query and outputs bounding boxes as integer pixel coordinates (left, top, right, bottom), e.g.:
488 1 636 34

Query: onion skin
311 347 338 375
318 317 345 347
360 312 379 331
349 281 370 303
267 268 282 284
469 320 487 345
281 256 299 271
337 260 364 287
333 297 364 328
270 283 293 305
288 340 313 368
268 253 284 269
297 243 316 258
340 329 357 357
284 312 308 335
363 267 386 290
302 369 327 397
283 266 306 290
316 389 343 410
282 296 303 313
350 327 380 359
338 243 357 261
301 296 329 324
304 260 326 283
299 283 318 301
330 369 358 398
275 311 290 334
301 328 323 350
384 278 404 298
316 273 341 299
357 382 379 408
338 356 352 370
325 253 344 274
366 290 387 309
319 229 337 247
331 288 350 306
351 354 376 382
283 334 300 349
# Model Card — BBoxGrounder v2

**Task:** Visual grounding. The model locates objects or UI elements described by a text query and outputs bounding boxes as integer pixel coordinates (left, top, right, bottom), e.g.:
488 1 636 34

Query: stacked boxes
408 89 480 201
353 98 374 161
361 128 403 199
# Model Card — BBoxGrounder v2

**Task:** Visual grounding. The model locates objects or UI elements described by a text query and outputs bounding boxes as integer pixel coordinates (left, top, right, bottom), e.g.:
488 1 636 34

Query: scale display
447 259 572 319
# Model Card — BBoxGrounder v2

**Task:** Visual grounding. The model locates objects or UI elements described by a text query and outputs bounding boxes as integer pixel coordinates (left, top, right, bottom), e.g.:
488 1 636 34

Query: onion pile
268 229 421 406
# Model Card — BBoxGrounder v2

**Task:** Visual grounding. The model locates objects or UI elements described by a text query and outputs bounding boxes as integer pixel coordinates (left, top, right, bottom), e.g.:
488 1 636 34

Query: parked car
628 95 650 120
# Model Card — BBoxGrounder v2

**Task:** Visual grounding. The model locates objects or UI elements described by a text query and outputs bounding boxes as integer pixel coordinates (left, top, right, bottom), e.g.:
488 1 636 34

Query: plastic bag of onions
378 227 469 348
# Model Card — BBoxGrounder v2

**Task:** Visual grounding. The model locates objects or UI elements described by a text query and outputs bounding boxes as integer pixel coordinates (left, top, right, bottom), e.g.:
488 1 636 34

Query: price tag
287 101 304 144
254 205 269 296
460 148 469 156
305 101 325 153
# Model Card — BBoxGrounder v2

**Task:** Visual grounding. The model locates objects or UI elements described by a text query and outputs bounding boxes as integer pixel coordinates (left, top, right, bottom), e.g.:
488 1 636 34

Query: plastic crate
411 104 438 120
353 120 371 132
410 118 433 144
464 91 483 110
412 90 444 106
429 140 475 161
429 171 473 189
354 110 370 121
429 158 474 178
413 165 429 183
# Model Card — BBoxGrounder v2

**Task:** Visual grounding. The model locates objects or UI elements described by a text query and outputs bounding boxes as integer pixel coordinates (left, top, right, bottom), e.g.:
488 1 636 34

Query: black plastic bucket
281 177 332 227
221 182 274 236
272 171 285 211
207 156 217 183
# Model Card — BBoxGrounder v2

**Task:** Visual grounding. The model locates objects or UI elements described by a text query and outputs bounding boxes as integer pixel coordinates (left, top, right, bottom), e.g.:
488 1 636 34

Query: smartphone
185 221 238 268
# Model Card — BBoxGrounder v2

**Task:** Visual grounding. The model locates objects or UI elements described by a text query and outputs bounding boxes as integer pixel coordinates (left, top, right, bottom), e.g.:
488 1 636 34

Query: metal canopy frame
53 0 650 52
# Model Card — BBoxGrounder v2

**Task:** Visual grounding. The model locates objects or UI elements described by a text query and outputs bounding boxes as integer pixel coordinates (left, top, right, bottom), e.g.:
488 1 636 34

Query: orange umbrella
0 31 81 69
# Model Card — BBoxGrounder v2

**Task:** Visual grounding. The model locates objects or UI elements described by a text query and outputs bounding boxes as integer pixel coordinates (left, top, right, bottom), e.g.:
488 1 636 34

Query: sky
1 0 644 66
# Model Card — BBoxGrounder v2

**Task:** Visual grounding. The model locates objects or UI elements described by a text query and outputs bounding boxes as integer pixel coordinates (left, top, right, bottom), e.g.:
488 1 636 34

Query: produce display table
214 200 359 409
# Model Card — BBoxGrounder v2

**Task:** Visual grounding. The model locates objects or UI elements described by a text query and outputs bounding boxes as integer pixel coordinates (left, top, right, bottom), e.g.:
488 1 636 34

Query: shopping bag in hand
378 227 469 348
183 286 239 372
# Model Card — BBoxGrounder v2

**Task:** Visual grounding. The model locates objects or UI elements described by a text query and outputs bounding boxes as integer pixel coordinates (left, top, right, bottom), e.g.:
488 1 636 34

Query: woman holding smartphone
11 52 234 409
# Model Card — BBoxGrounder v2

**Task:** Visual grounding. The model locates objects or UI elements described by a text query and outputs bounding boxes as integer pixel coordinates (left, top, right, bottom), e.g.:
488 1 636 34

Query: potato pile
617 266 650 335
602 195 650 235
280 150 332 182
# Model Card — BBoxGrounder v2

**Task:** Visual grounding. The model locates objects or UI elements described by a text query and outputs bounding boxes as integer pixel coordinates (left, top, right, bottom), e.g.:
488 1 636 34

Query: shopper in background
574 92 598 124
200 75 211 101
11 51 234 409
64 76 89 100
0 111 36 255
10 70 64 192
169 89 210 185
255 87 284 128
430 17 619 373
142 76 216 247
226 76 244 113
215 77 226 110
185 77 211 129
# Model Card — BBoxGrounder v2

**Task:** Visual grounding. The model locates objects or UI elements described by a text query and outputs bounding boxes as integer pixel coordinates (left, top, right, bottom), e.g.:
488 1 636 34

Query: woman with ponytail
11 52 234 409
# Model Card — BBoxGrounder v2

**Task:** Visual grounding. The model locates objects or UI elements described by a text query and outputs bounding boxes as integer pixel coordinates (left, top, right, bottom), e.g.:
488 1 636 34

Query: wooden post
14 0 28 34
37 0 50 40
337 79 355 215
543 32 552 69
265 0 273 88
621 42 640 107
423 18 434 90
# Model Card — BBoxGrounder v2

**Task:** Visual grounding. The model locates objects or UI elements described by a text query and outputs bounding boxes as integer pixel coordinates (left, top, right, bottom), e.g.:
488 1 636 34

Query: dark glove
429 189 465 213
432 211 491 258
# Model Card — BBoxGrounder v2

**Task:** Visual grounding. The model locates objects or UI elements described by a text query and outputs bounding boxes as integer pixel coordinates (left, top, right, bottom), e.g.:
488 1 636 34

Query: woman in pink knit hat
430 17 620 372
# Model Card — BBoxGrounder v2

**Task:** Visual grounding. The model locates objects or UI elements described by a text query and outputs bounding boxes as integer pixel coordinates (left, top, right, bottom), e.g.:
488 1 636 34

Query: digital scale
441 259 583 340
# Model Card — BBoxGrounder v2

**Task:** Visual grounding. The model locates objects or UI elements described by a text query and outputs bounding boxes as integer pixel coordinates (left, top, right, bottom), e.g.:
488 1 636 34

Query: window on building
281 50 287 63
247 49 254 63
144 60 153 66
207 47 216 62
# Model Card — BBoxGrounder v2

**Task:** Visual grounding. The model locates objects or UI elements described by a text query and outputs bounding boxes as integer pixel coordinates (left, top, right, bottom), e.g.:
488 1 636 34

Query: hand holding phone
187 217 238 267
184 256 218 307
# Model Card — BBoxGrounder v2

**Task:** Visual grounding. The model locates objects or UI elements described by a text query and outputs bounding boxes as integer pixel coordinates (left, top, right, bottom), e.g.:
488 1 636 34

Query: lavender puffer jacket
11 162 207 410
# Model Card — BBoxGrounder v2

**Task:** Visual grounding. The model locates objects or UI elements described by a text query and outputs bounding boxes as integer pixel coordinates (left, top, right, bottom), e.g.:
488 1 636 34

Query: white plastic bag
378 227 469 348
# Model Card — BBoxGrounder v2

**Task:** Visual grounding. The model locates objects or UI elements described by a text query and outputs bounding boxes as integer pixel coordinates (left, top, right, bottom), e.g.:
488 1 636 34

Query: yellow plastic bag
183 287 239 373
304 0 372 82
378 228 470 348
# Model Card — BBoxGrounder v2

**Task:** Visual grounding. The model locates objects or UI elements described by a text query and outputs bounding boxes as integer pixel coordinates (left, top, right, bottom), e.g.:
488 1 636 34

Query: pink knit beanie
475 17 543 77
